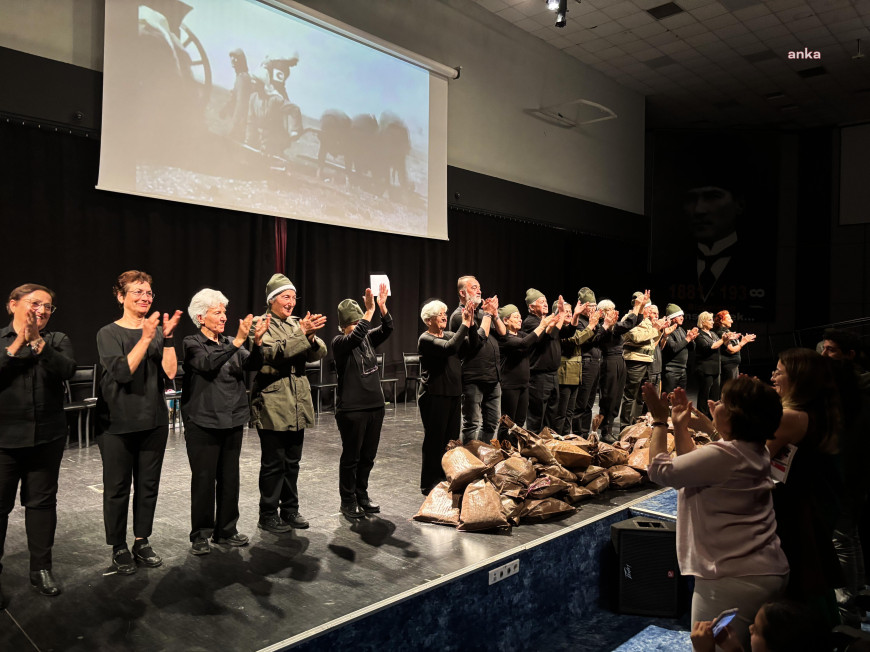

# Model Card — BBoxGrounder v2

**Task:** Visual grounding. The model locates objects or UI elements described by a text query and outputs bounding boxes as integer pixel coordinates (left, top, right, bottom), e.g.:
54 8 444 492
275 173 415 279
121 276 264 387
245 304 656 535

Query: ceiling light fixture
555 0 568 27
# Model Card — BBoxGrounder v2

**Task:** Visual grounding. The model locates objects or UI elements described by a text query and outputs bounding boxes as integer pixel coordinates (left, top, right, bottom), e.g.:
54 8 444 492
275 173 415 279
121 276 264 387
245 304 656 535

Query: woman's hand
641 382 669 423
377 282 389 313
162 310 183 338
234 314 254 347
686 327 699 342
588 309 601 329
141 311 161 342
462 300 475 327
690 621 716 652
22 309 41 343
363 287 375 312
300 312 327 336
688 405 716 436
669 387 694 432
252 314 271 345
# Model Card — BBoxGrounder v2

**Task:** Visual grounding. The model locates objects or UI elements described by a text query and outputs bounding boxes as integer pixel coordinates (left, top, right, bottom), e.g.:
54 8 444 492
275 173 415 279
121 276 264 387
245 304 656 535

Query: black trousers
555 384 579 436
662 365 688 394
184 421 243 542
335 407 384 503
418 394 460 492
257 428 304 518
0 436 66 572
527 372 559 434
498 386 529 446
98 426 169 546
696 372 721 418
720 360 740 392
572 358 601 434
598 356 626 440
620 360 651 429
498 387 528 444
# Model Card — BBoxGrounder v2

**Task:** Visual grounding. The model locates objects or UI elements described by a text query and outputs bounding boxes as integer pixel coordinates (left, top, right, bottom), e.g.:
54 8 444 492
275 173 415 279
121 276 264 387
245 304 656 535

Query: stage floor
0 404 661 652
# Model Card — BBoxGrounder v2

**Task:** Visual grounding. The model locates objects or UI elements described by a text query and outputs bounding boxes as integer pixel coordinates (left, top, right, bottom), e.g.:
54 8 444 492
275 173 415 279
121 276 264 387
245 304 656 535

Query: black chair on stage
305 359 337 416
165 368 184 431
402 353 422 407
64 364 98 448
376 353 398 412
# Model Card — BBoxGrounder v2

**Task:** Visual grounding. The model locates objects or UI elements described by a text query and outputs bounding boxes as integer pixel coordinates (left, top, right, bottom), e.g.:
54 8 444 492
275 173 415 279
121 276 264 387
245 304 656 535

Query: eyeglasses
127 290 155 300
25 300 57 314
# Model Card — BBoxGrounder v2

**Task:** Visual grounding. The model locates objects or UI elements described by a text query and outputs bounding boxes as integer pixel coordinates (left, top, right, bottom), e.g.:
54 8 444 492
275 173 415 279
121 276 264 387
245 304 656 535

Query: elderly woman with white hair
417 299 477 494
694 311 727 418
181 288 270 556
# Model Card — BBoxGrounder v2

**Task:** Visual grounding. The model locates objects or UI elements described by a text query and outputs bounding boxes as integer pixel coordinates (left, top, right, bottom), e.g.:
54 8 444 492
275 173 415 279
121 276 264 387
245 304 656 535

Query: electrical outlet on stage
488 559 520 585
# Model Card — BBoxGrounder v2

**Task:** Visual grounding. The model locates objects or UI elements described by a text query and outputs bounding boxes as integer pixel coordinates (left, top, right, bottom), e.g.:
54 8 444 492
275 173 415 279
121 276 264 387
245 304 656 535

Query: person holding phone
643 378 790 649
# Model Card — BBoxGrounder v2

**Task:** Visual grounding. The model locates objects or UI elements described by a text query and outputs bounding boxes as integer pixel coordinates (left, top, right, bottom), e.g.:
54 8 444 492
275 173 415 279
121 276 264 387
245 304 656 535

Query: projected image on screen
101 0 441 237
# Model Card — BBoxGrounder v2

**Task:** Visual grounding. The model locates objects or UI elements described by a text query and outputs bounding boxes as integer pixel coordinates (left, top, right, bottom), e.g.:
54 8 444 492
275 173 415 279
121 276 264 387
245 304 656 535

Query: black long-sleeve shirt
417 324 477 397
694 330 722 375
448 305 498 384
332 313 393 413
181 332 263 429
597 312 640 358
575 314 602 362
0 325 76 448
714 326 741 366
498 330 542 390
96 323 169 435
662 326 692 368
522 314 573 374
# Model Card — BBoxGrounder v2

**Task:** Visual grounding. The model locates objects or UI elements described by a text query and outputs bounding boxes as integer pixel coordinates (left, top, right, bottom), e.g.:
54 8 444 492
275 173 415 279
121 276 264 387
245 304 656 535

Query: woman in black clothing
714 310 755 387
182 288 270 555
0 284 75 605
694 311 726 418
496 304 553 443
417 299 476 494
332 284 393 519
96 270 182 575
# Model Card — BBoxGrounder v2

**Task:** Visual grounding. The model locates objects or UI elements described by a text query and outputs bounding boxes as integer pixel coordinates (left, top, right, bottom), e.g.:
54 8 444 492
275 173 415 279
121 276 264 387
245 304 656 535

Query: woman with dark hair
332 284 393 519
714 310 755 386
768 347 843 624
182 288 270 555
0 284 75 605
96 271 182 575
417 299 477 495
644 378 789 649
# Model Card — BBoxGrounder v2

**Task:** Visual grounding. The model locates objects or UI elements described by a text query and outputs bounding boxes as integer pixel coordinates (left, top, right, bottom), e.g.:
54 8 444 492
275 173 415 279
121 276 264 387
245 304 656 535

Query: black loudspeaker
611 517 682 617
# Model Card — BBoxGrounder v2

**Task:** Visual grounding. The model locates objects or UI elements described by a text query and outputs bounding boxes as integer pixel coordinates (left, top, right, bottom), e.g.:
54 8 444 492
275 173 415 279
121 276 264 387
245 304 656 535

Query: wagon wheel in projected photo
178 22 212 101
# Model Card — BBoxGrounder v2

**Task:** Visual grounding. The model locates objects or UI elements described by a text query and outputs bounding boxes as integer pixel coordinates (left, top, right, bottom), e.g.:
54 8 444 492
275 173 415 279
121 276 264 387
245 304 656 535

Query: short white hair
597 299 615 311
420 300 447 324
188 288 229 327
697 311 713 328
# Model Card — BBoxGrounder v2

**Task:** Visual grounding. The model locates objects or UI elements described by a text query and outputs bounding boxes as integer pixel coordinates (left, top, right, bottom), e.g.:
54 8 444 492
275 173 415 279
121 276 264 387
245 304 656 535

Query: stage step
611 624 691 651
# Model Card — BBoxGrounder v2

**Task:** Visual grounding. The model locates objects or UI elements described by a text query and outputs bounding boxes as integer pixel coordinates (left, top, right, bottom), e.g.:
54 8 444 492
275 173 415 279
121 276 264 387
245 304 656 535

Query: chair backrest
376 352 385 379
403 353 421 378
67 364 97 402
305 359 323 383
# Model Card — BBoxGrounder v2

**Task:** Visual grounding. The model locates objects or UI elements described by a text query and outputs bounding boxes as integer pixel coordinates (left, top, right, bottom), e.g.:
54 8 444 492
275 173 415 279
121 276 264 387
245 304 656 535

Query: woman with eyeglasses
331 284 393 519
96 271 182 576
0 284 75 606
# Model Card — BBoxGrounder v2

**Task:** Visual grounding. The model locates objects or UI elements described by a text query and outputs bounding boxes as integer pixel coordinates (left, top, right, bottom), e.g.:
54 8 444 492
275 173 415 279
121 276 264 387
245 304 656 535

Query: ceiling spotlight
547 0 560 10
556 0 568 27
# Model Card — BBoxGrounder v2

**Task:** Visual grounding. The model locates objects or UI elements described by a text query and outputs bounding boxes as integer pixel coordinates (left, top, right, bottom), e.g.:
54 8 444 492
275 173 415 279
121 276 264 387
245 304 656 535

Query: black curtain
1 121 648 387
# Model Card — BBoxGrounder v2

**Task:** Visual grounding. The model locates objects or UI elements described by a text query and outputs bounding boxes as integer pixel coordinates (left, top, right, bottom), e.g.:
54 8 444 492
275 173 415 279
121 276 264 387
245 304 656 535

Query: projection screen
99 0 452 239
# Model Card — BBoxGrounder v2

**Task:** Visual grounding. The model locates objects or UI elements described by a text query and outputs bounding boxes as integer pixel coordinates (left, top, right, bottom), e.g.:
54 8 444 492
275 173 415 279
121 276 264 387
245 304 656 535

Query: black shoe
212 533 249 547
282 513 309 529
340 502 365 519
112 548 137 575
190 538 211 556
29 570 61 597
258 515 292 533
357 496 380 513
132 540 163 567
0 581 6 609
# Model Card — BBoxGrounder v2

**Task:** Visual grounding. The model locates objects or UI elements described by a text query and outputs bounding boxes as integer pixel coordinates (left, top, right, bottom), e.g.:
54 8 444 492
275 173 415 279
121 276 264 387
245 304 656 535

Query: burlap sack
412 481 461 526
537 463 578 483
584 473 610 494
526 474 570 499
595 442 629 468
608 464 643 488
633 433 676 453
627 447 650 471
544 440 593 470
519 498 575 522
465 440 507 468
619 422 652 445
564 484 595 504
442 446 487 492
500 495 524 526
457 480 509 531
491 456 537 496
565 436 596 453
580 465 606 482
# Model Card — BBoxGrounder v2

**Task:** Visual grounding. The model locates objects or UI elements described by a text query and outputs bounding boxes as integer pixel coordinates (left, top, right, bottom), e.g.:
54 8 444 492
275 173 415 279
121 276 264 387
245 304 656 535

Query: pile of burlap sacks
413 415 713 532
